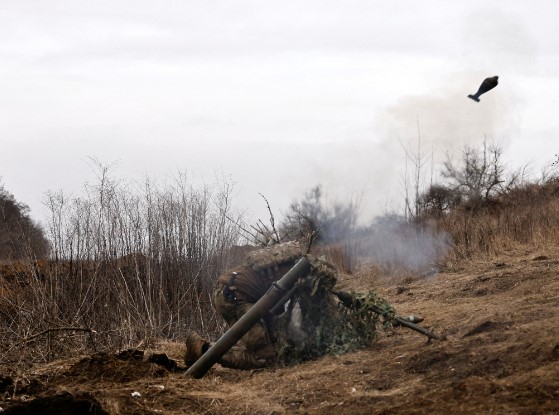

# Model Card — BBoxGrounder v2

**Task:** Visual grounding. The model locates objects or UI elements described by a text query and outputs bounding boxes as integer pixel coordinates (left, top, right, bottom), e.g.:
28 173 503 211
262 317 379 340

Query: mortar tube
185 257 311 379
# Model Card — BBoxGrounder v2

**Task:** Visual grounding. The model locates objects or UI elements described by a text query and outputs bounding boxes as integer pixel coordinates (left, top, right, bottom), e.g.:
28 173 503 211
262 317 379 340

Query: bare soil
1 247 559 414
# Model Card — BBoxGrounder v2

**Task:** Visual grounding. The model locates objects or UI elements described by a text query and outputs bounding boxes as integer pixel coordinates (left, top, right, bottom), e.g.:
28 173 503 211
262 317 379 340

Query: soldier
185 241 337 370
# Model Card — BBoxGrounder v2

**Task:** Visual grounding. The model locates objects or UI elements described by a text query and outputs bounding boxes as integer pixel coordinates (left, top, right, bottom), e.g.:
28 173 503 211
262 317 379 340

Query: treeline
0 180 49 260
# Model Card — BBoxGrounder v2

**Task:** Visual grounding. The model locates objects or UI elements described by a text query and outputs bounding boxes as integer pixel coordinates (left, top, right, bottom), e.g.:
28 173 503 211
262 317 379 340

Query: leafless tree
0 164 245 363
441 140 507 207
399 119 433 220
281 185 359 245
280 185 361 271
417 184 462 218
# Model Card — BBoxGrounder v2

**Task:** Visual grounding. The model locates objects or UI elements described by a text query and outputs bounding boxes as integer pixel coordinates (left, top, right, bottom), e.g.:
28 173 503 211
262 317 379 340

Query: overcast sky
2 1 558 225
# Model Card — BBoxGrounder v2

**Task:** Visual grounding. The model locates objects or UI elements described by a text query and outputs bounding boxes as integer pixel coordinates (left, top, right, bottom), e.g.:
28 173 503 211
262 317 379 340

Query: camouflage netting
244 241 303 273
274 258 395 365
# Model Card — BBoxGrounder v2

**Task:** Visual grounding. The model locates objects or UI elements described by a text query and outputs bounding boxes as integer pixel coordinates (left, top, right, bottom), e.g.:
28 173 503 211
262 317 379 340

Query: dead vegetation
1 246 558 414
0 165 246 366
434 177 559 259
1 150 559 413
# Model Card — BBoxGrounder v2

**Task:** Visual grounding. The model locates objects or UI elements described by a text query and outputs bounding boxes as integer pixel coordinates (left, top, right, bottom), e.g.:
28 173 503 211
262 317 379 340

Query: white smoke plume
355 216 451 274
287 187 451 273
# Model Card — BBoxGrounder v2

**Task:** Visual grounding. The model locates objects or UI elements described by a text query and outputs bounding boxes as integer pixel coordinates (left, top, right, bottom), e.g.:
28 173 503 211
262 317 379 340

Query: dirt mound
59 352 168 384
462 319 512 337
3 392 107 415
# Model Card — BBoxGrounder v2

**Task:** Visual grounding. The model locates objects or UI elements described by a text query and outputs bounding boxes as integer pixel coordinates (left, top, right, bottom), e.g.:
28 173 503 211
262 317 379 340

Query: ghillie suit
185 242 397 370
187 241 306 369
243 241 303 276
274 263 395 365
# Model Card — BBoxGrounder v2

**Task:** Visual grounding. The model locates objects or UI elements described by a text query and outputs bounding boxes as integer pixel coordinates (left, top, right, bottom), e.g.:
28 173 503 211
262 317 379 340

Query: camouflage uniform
184 243 409 370
211 279 275 369
186 242 327 370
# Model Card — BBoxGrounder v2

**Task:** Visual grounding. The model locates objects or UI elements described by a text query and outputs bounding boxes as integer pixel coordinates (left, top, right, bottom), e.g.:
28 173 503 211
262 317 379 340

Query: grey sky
1 1 558 224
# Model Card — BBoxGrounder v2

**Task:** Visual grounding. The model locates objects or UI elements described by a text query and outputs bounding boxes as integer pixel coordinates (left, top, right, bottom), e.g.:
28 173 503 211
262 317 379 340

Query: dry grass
0 172 244 366
2 173 559 413
318 243 357 274
432 178 559 260
2 246 558 414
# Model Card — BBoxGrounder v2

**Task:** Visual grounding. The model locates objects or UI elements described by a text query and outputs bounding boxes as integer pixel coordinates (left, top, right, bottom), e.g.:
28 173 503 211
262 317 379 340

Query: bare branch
259 193 281 244
18 327 97 345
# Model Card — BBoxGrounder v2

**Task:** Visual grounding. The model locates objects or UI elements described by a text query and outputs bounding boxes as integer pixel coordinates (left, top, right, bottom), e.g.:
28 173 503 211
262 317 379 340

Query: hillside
1 246 558 414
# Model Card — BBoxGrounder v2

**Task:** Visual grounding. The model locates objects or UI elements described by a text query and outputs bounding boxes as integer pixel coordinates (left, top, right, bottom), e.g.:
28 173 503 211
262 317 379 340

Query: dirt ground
1 247 558 414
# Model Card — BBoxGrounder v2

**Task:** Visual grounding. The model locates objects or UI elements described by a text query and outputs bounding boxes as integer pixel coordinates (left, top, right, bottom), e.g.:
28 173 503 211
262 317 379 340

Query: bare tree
399 119 433 220
442 140 506 207
281 185 359 245
280 185 361 271
417 184 461 218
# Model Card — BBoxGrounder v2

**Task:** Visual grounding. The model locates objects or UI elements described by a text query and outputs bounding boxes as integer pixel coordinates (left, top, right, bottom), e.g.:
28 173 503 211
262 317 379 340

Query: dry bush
0 167 244 365
281 185 361 274
316 243 357 275
434 178 559 259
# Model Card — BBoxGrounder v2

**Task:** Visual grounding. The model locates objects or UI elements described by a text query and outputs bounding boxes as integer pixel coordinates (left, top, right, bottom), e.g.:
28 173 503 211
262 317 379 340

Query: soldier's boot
254 343 278 365
184 331 210 367
217 346 270 370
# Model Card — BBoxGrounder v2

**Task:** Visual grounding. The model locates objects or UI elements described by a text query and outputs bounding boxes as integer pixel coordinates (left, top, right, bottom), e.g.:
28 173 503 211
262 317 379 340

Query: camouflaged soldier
185 241 336 370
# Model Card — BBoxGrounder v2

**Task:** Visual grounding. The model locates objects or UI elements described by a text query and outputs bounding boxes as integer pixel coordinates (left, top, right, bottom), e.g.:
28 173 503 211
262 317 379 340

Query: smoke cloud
292 188 451 273
356 216 451 273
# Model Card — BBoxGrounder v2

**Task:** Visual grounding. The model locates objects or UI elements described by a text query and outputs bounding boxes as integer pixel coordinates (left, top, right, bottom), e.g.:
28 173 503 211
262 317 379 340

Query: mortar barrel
186 257 311 379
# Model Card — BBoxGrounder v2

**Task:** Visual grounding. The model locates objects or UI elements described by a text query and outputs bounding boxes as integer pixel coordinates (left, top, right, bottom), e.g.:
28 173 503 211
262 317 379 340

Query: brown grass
2 174 559 413
2 246 558 414
318 243 357 274
433 178 559 260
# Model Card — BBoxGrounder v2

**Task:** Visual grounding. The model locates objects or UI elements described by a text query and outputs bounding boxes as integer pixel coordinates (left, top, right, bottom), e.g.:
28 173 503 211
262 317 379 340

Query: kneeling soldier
185 241 334 369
